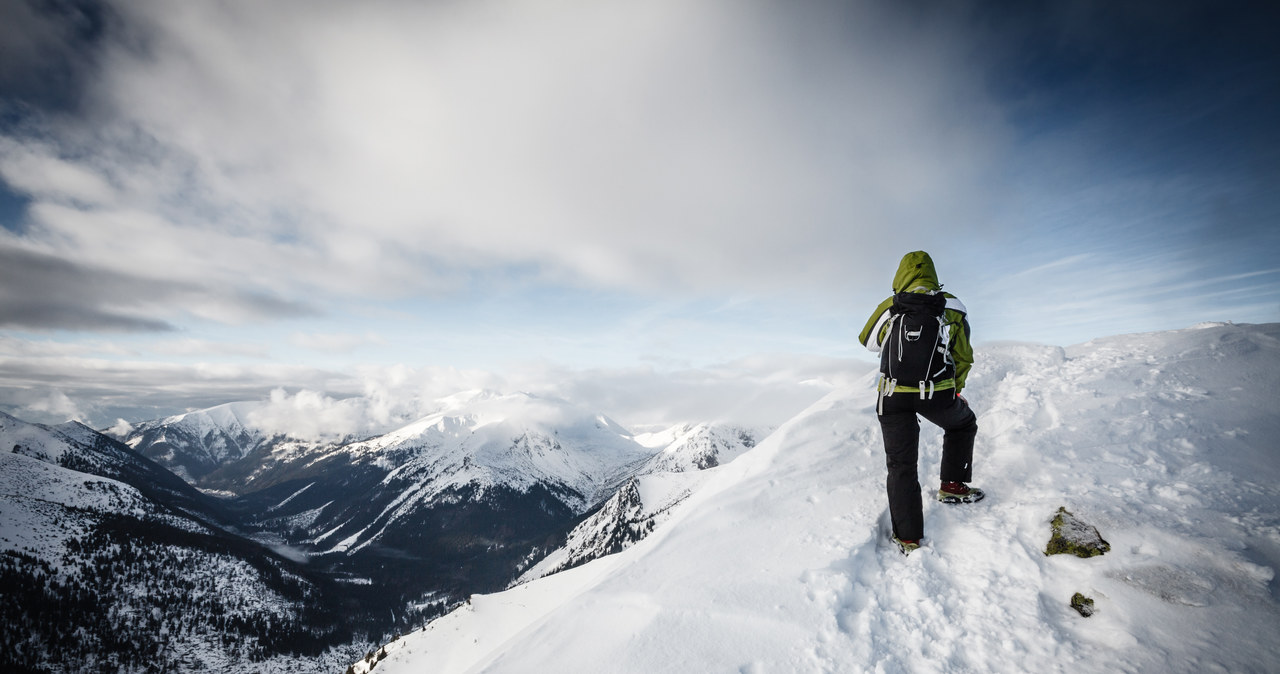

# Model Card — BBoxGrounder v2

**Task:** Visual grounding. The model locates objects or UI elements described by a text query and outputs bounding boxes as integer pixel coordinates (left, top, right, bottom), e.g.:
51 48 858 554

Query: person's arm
950 313 973 392
859 297 895 352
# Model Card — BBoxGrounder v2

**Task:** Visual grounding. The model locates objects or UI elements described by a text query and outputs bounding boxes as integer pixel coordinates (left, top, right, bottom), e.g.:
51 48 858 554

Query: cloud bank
1 0 1006 331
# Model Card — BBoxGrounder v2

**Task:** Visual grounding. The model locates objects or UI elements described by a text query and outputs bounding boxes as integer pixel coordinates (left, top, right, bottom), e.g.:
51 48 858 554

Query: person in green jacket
859 251 983 555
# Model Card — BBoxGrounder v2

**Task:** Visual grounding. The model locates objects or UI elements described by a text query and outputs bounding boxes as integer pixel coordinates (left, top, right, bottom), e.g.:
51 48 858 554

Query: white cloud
246 388 372 441
107 418 134 437
13 388 85 424
0 335 869 435
2 0 1009 321
0 138 116 207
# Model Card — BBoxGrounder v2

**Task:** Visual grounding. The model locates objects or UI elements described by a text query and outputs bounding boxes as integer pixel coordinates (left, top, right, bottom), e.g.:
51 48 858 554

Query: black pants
877 391 978 541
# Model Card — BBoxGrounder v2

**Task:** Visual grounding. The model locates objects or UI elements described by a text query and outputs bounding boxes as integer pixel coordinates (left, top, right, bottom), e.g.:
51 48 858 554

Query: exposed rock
1070 592 1096 617
1045 507 1110 558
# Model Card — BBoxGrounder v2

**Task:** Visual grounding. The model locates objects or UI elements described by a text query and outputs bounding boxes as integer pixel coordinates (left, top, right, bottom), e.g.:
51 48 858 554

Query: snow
361 323 1280 673
0 451 148 564
1 410 76 463
514 469 710 585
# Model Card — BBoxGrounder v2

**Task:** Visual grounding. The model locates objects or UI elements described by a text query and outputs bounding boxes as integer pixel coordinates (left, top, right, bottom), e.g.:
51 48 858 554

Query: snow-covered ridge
0 451 149 560
359 323 1280 674
513 470 709 585
637 423 761 474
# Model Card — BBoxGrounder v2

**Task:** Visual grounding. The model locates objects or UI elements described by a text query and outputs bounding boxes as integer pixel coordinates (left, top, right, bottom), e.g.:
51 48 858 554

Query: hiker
859 251 982 555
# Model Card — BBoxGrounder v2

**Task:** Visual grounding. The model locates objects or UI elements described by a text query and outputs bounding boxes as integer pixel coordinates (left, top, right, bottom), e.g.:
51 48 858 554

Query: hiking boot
937 481 985 504
892 536 921 555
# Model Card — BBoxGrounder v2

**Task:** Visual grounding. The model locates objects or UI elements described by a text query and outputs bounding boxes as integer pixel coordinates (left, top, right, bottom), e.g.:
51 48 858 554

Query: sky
1 0 1278 432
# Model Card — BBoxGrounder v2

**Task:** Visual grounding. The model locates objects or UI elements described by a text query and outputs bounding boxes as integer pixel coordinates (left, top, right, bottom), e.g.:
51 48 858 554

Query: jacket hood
892 251 940 293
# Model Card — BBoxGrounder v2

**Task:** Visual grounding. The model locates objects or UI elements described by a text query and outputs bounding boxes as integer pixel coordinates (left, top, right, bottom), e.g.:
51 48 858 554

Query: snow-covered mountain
3 411 225 525
119 401 282 484
355 322 1280 674
120 392 767 592
110 391 700 632
320 390 655 515
634 423 761 474
0 414 370 673
178 391 656 552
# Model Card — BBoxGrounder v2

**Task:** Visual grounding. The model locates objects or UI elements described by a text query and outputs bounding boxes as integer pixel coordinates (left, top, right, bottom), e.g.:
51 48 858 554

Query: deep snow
358 323 1280 674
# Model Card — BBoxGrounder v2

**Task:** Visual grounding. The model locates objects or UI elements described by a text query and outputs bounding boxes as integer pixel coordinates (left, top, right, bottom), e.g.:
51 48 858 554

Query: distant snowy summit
116 401 279 483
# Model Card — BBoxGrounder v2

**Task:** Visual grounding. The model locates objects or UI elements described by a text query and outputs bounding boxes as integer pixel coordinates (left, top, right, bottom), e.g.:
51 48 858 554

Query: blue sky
1 0 1277 430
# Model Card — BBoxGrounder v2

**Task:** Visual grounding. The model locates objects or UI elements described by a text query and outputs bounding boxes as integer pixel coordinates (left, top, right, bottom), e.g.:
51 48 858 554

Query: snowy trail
366 324 1280 674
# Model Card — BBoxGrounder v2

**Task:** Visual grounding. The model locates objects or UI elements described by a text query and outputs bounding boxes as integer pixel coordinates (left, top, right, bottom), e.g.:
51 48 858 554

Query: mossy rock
1070 592 1095 617
1045 507 1110 557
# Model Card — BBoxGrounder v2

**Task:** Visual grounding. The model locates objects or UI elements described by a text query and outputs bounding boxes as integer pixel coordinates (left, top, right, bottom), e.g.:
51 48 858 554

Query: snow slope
358 323 1280 673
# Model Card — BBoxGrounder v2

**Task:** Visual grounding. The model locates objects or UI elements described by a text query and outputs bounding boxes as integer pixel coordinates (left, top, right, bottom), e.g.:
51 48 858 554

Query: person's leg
918 394 978 484
878 396 923 541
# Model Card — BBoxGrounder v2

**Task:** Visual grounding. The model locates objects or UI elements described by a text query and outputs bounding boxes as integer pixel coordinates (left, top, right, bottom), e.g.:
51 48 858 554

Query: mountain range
2 389 763 672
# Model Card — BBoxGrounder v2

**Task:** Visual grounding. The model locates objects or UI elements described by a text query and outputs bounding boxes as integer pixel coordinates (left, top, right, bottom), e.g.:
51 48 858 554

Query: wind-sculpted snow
360 323 1280 674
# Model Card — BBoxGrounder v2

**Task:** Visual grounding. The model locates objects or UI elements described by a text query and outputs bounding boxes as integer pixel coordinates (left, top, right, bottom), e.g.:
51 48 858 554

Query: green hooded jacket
858 251 973 393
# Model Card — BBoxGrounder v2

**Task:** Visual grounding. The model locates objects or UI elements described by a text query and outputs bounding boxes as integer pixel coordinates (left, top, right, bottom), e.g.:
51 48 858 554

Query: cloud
0 138 116 207
0 0 112 114
0 0 1011 321
0 242 317 331
238 353 873 441
246 388 374 441
0 348 350 426
107 417 134 437
0 333 868 436
0 243 178 332
17 388 86 423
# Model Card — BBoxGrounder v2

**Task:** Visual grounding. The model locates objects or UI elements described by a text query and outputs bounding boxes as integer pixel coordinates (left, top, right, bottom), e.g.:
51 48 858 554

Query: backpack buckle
919 380 934 400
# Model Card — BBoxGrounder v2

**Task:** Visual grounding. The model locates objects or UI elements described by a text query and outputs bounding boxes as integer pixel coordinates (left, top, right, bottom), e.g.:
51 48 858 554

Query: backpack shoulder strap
864 307 894 353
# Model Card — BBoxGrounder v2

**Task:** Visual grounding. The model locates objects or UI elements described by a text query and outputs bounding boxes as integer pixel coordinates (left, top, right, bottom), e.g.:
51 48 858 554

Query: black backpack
880 291 954 391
